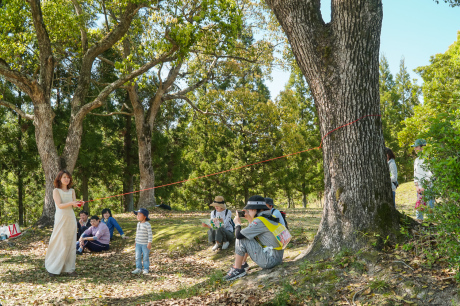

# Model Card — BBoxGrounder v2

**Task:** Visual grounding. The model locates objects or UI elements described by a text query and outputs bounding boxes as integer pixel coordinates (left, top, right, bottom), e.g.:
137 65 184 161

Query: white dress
44 188 77 274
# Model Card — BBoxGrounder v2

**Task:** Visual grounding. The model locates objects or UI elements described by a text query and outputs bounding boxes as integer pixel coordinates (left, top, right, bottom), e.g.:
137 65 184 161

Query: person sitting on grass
265 197 286 227
101 208 128 240
132 208 152 275
201 196 234 251
223 195 285 281
77 210 90 240
76 215 110 255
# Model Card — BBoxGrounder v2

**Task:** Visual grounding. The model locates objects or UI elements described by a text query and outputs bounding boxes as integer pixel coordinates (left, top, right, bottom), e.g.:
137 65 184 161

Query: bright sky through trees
266 0 460 98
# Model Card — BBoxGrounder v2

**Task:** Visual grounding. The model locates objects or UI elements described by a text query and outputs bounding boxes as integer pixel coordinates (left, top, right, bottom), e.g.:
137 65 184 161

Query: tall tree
0 0 172 224
265 0 399 258
277 64 323 208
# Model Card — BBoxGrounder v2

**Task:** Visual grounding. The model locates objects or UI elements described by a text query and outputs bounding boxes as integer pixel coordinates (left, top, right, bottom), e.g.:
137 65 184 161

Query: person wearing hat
265 197 286 227
202 196 234 251
223 195 284 281
412 139 434 221
132 208 152 274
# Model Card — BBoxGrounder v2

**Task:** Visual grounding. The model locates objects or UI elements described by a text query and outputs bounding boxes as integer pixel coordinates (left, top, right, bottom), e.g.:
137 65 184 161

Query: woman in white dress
45 170 83 277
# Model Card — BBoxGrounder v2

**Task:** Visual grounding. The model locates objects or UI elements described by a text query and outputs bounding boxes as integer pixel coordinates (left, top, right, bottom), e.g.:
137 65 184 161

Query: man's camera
238 211 245 218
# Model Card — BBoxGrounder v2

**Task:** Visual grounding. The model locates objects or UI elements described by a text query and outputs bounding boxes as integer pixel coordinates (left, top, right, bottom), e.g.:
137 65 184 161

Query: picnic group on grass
44 139 433 280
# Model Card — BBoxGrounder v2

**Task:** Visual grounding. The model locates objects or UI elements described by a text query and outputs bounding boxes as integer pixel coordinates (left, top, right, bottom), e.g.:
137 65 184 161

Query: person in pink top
76 215 110 255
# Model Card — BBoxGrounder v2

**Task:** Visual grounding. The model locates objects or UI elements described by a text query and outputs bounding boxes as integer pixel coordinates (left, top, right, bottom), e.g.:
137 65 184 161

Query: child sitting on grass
132 208 152 275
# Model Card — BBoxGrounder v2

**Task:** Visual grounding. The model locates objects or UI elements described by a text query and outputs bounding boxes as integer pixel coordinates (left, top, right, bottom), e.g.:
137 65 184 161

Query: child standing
132 208 152 275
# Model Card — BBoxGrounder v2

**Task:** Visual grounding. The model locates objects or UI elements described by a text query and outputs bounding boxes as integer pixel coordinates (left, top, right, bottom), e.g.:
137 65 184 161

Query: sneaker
143 269 149 275
212 242 221 251
222 241 230 250
132 269 142 274
223 266 246 281
241 262 250 272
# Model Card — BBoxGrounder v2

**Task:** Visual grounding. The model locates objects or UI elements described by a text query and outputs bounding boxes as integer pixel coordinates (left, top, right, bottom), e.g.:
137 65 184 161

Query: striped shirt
135 221 152 244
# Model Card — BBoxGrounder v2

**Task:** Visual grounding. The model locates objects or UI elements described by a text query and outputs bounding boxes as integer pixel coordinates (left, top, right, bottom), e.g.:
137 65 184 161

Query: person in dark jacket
77 210 91 240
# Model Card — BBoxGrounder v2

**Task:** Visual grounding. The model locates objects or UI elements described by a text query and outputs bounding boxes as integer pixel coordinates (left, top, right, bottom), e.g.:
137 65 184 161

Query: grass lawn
1 182 456 305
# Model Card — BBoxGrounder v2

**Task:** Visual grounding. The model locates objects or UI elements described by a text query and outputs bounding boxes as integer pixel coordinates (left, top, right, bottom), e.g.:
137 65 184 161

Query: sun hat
210 196 226 209
411 139 427 147
243 195 269 210
133 208 150 221
265 197 276 207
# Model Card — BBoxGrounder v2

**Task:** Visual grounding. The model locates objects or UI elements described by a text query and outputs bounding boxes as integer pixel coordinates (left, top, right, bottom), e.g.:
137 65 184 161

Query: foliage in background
400 32 460 278
379 55 421 182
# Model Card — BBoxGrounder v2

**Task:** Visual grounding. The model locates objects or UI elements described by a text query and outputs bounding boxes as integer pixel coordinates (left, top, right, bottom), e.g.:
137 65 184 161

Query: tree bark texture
128 86 156 209
266 0 399 258
123 113 134 212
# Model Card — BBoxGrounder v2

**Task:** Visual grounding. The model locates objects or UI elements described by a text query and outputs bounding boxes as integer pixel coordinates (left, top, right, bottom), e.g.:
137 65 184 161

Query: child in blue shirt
101 208 128 240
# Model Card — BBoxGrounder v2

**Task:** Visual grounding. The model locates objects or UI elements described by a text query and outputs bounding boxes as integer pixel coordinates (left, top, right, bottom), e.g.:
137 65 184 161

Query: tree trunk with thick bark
128 86 157 209
266 0 399 258
81 174 89 214
123 113 134 212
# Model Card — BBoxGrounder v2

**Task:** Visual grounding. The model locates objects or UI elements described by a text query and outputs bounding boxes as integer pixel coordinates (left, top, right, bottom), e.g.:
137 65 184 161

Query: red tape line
85 114 381 203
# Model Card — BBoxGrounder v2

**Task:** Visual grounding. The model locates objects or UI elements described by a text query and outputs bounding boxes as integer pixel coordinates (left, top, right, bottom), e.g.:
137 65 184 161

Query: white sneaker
222 241 230 250
212 242 221 251
132 268 141 274
143 269 149 275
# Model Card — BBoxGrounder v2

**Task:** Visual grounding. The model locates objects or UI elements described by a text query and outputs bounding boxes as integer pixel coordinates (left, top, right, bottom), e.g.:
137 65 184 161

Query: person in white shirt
411 139 434 221
202 196 234 251
386 148 398 207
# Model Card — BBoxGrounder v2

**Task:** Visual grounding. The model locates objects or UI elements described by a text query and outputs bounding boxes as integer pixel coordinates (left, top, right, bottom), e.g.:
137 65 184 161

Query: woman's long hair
386 147 396 161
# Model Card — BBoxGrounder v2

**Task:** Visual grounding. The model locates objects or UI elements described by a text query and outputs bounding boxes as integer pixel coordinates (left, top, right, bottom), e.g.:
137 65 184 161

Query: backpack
213 209 235 231
271 208 289 230
255 216 292 250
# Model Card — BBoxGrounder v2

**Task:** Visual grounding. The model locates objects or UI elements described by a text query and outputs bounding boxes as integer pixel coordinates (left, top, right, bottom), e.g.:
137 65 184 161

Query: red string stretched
84 114 381 203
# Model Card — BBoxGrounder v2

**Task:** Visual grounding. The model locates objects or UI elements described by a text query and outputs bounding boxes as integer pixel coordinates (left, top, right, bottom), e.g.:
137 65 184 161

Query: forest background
0 0 458 230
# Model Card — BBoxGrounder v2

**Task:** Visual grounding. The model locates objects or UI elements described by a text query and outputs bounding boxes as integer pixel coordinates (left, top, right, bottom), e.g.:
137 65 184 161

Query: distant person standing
386 148 398 207
412 139 434 221
45 170 83 277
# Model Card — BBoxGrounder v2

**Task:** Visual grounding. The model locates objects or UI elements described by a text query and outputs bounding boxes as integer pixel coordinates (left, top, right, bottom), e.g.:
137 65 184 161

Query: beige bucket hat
210 196 226 209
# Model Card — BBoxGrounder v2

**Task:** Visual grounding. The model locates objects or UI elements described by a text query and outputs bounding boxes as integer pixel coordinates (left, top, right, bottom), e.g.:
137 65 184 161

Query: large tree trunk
123 113 134 212
34 104 61 225
128 87 156 209
81 174 89 214
266 0 399 258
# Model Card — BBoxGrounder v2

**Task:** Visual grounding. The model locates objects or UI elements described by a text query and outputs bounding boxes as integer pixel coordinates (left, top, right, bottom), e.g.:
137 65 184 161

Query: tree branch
97 56 115 67
0 100 34 120
75 46 179 122
70 0 88 52
71 2 145 111
89 111 133 117
0 60 36 97
28 0 54 96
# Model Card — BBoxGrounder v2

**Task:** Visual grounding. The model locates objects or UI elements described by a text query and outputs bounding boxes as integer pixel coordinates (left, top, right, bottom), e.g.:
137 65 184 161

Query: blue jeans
135 243 150 270
392 191 396 207
415 194 435 220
